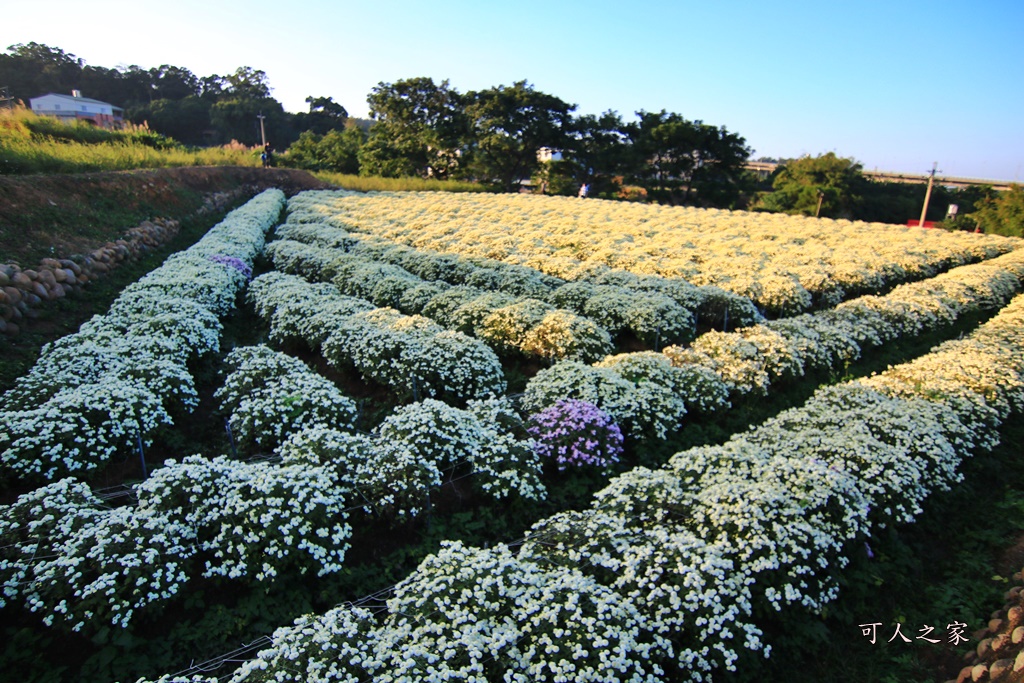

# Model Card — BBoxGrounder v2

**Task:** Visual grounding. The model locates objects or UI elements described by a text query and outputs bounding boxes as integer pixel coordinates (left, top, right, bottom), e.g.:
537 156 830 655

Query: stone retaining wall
0 188 248 336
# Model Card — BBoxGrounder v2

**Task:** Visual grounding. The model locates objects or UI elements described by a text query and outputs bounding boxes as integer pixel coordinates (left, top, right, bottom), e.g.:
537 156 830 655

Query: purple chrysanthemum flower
527 399 624 471
209 254 253 280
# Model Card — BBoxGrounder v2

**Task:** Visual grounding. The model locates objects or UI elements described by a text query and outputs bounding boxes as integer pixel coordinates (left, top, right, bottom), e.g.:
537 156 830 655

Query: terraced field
2 190 1022 682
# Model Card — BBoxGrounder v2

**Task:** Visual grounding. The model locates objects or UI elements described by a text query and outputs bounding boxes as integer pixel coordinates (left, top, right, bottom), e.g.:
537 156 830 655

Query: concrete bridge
744 161 1017 191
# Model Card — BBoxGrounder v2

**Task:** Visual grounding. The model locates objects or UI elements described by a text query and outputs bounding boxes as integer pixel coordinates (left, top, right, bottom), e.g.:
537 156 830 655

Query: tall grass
0 107 259 174
314 171 493 193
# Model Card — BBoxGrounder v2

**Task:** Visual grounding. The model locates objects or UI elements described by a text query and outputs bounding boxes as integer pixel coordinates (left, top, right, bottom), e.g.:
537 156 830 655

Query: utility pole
815 189 825 218
257 112 267 148
918 162 939 227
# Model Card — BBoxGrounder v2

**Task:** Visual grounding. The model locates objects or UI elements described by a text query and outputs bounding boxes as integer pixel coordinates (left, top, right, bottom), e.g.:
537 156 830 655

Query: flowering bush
216 346 358 451
527 399 623 470
278 397 545 519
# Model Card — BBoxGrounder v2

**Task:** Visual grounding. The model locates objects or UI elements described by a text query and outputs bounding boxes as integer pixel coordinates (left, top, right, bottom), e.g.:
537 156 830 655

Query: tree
0 42 83 101
285 125 364 174
463 81 575 191
148 64 200 101
133 96 212 146
760 152 864 217
210 97 290 146
293 96 349 136
224 67 272 99
686 124 752 208
360 77 466 179
540 111 632 196
974 184 1024 237
626 110 709 205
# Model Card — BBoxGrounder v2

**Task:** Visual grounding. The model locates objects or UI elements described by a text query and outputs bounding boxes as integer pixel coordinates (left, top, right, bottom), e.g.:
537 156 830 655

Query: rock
24 293 42 307
22 269 37 280
53 268 67 283
1011 626 1024 644
1005 587 1022 602
992 633 1010 654
1015 650 1024 673
1007 606 1024 629
32 282 48 299
4 322 18 335
12 272 32 288
4 286 22 306
959 665 977 683
64 271 77 285
971 663 988 681
0 271 8 286
990 659 1014 681
978 637 995 659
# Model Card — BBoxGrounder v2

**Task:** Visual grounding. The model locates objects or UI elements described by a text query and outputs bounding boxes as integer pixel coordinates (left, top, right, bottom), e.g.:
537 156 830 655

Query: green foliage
763 152 863 217
975 184 1024 237
360 77 467 180
283 126 363 174
626 109 751 207
290 95 348 136
463 80 576 191
131 96 212 146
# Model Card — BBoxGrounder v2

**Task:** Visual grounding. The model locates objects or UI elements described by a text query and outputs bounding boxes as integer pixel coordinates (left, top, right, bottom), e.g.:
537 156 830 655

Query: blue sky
5 0 1022 180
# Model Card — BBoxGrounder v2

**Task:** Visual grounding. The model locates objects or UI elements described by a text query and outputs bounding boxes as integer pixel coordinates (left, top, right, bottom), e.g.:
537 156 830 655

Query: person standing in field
263 143 273 168
578 183 589 198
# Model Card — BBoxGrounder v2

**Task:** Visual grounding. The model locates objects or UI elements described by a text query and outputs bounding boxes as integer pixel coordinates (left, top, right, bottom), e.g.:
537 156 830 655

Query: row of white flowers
0 455 350 633
524 247 1024 435
281 189 1017 315
0 189 286 482
248 271 506 402
0 391 543 636
177 292 1024 683
267 237 615 362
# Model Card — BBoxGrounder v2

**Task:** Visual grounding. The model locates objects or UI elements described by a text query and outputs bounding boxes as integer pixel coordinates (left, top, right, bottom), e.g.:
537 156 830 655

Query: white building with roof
29 90 124 128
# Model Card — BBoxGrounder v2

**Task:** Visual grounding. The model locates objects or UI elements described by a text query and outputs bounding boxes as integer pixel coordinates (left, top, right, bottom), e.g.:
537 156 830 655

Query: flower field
1 189 1023 683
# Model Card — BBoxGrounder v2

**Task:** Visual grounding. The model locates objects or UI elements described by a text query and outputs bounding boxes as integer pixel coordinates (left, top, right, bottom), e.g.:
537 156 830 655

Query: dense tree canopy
463 81 576 191
974 184 1024 237
625 110 751 207
360 77 466 179
759 152 864 217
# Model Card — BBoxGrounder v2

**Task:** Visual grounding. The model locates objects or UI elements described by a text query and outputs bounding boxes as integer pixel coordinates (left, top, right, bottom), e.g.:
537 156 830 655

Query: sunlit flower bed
182 293 1024 683
0 190 285 483
283 189 1018 315
524 248 1024 432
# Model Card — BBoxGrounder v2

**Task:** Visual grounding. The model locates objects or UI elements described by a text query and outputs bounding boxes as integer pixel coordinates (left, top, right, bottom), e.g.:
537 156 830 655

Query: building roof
32 92 122 109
